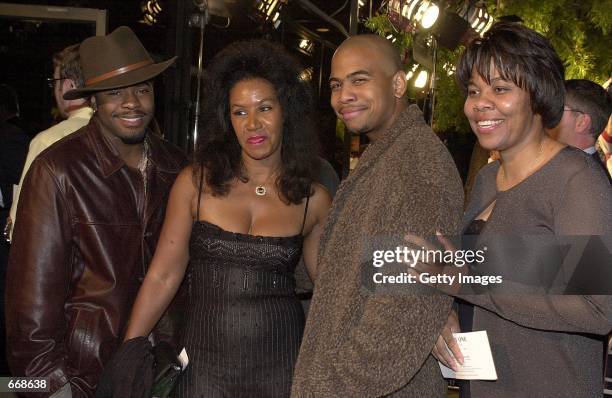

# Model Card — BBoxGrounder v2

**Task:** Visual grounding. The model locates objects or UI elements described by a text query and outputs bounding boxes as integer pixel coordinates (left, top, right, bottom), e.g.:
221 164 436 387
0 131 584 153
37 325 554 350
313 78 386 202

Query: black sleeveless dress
175 184 308 397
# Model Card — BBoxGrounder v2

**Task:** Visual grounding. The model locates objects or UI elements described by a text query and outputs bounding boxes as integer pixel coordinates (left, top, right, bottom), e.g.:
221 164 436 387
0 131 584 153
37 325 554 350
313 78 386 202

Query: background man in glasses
6 44 93 240
547 79 612 177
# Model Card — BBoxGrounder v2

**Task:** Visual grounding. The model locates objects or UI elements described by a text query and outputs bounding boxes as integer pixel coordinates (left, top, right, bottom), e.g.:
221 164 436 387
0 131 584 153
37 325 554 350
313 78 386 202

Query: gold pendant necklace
252 171 277 196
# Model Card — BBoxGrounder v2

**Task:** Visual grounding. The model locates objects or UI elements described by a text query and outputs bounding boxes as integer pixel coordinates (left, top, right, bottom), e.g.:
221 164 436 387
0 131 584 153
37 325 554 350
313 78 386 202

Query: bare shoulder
174 165 199 197
309 182 332 213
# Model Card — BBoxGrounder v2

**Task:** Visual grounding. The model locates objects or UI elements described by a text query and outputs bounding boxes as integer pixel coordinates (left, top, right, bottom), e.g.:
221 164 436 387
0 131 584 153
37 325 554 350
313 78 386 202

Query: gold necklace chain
500 138 545 186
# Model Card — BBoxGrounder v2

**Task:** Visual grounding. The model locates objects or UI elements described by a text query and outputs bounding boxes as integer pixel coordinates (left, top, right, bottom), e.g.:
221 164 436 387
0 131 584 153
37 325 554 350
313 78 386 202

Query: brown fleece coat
291 105 464 397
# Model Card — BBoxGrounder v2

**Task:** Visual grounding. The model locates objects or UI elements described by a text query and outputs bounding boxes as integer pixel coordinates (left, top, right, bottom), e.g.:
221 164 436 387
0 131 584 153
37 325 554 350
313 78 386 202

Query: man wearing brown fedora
6 26 186 397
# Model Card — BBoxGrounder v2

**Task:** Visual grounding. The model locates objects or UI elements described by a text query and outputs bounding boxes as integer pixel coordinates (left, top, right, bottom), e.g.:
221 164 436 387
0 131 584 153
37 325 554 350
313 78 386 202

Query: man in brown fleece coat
291 35 464 396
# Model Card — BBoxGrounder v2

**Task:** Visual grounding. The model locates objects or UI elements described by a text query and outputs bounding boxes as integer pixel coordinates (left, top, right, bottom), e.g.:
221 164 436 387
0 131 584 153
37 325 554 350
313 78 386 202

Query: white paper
438 330 497 380
178 347 189 370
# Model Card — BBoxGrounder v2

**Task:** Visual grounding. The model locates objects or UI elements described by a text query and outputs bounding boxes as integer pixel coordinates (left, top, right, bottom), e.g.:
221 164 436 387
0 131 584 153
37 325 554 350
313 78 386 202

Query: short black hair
565 79 612 138
457 22 565 129
195 39 317 204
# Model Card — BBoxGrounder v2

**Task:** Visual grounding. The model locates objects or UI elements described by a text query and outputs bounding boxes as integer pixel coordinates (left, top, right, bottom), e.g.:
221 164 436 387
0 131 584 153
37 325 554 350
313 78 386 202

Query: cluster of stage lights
387 0 494 89
386 0 439 89
389 0 494 34
140 0 162 25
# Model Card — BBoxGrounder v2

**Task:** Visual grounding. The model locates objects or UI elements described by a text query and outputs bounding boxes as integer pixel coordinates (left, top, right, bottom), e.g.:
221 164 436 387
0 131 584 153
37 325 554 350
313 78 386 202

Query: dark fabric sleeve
5 158 77 396
459 295 612 335
317 157 340 197
553 163 611 235
460 165 612 335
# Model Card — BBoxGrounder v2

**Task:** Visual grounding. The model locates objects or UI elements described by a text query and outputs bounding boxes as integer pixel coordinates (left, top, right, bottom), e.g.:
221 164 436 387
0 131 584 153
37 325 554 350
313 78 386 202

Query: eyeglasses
564 106 585 115
46 77 65 89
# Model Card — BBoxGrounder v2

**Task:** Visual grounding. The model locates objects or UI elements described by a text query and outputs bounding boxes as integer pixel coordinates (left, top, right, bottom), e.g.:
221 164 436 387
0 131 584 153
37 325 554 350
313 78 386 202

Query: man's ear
60 78 76 95
392 70 408 99
575 113 592 136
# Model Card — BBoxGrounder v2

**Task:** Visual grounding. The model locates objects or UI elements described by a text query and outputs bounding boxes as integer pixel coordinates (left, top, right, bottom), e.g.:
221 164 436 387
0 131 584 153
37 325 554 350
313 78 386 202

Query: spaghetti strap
300 191 310 235
196 166 204 221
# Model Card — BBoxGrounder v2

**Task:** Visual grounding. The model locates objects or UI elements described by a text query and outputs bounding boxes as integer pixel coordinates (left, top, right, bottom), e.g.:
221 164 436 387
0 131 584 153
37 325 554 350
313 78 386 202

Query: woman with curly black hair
124 40 331 396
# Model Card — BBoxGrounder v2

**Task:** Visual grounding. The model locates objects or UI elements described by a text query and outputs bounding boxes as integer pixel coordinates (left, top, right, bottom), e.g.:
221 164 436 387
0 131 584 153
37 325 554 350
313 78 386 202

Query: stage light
388 0 440 33
420 3 439 29
458 0 494 36
406 63 419 80
251 0 284 28
414 69 428 88
144 13 157 24
299 67 314 82
298 38 314 56
140 0 163 26
411 1 439 29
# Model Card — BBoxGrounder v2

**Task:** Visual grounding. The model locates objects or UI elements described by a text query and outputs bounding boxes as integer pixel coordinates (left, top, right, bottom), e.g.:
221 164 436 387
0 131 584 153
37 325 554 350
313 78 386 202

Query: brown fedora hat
63 26 177 100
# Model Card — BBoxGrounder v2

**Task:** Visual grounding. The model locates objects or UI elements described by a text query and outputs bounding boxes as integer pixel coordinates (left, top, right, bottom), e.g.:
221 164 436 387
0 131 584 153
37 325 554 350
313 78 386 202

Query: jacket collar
67 106 94 120
317 105 420 257
86 117 182 178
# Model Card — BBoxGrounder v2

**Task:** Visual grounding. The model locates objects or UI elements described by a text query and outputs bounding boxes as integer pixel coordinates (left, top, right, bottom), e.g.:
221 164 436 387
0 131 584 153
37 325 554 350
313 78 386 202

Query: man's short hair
53 44 84 89
565 79 612 138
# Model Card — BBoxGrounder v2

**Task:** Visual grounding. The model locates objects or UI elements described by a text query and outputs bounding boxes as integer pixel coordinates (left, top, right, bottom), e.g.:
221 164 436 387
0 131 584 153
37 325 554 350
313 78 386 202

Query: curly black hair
194 39 317 205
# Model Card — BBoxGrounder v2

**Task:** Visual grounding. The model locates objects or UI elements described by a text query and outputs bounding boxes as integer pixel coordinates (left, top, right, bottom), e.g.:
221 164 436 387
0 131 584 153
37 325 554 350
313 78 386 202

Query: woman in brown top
434 22 612 397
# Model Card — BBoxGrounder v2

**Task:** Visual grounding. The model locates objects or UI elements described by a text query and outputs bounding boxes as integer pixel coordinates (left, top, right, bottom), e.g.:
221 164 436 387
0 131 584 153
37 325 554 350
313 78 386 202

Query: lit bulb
414 70 428 88
421 4 439 29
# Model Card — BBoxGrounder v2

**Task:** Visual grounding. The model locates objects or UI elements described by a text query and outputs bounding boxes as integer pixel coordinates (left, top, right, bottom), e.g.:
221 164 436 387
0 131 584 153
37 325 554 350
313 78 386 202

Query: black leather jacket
6 119 186 397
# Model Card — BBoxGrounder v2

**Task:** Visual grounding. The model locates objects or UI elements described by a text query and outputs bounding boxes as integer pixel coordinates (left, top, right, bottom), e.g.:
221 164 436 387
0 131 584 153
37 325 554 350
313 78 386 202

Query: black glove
95 336 154 398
